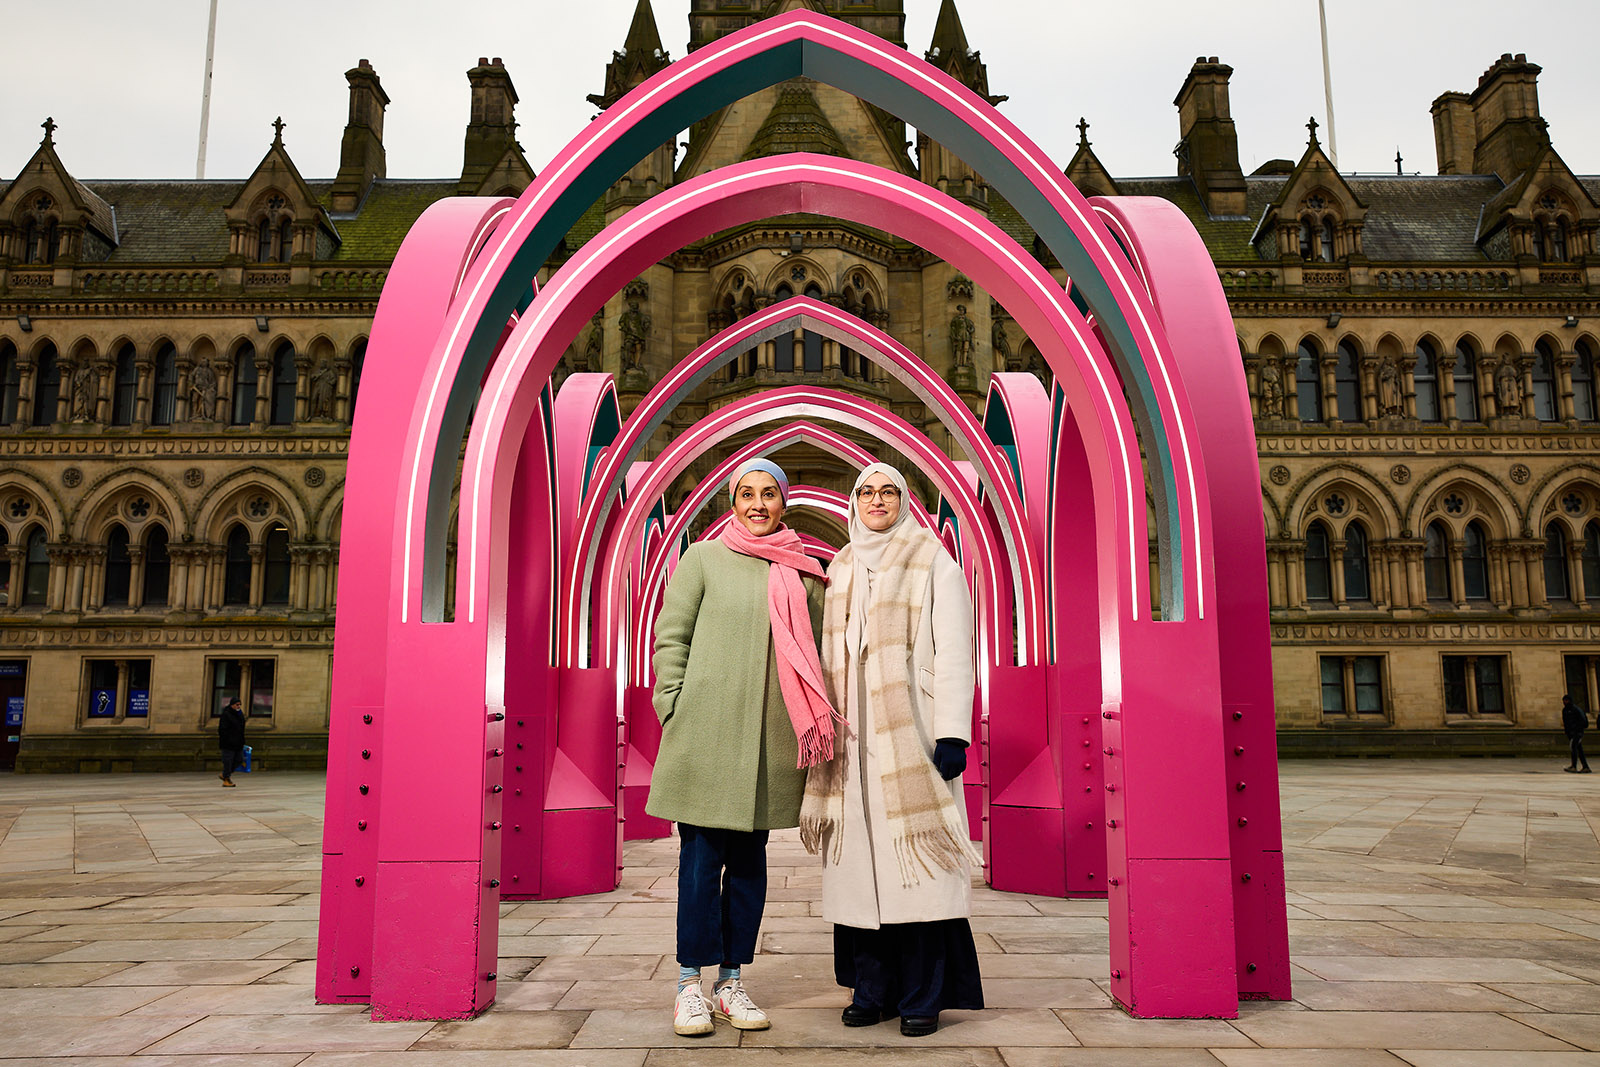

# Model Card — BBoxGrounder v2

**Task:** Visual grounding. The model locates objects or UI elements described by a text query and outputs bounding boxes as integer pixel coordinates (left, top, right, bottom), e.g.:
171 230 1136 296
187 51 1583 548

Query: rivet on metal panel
981 815 989 821
1084 821 1093 829
515 743 524 750
1237 817 1249 827
1110 968 1121 979
1081 717 1089 725
1102 711 1113 719
514 789 522 796
357 820 367 830
1246 963 1258 973
488 878 500 888
362 714 373 724
1234 746 1245 756
1103 746 1114 756
486 971 497 981
1241 873 1252 882
1107 819 1118 828
511 874 519 881
1084 786 1092 794
515 765 522 772
361 749 371 759
1082 739 1090 747
354 876 364 886
1232 711 1243 720
359 784 368 795
514 825 521 831
1105 783 1116 792
1108 877 1120 886
491 785 503 794
980 760 989 767
1236 781 1247 791
1087 872 1095 879
516 719 525 726
350 965 360 978
490 821 502 830
491 748 503 757
490 712 504 721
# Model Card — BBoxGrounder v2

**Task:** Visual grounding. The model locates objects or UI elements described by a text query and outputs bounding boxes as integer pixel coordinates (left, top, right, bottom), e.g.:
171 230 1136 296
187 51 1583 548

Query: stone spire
588 0 671 110
742 84 849 160
929 0 970 62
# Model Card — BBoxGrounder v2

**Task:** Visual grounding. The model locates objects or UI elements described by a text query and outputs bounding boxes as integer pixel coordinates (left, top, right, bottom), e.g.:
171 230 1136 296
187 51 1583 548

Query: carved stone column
1319 354 1338 422
93 358 114 425
1 545 22 607
134 356 154 428
1449 540 1468 608
248 542 265 606
14 355 35 428
1570 541 1588 608
127 545 146 610
293 352 312 423
1557 351 1578 422
290 545 312 610
252 356 272 426
310 547 331 611
1329 538 1348 606
1437 351 1459 423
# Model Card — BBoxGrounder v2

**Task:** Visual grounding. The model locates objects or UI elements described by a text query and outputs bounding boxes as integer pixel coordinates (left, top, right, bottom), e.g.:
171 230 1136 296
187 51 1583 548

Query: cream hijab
844 462 915 655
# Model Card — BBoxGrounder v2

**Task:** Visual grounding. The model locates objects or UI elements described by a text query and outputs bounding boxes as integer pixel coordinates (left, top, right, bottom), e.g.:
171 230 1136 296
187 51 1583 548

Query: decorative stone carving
1258 363 1284 418
183 467 205 488
949 304 976 368
946 274 973 300
619 300 651 374
1495 360 1522 414
1378 357 1402 416
61 467 83 488
189 360 218 419
1390 464 1411 485
1269 465 1291 485
69 363 96 421
310 358 338 420
1510 463 1531 485
305 466 326 488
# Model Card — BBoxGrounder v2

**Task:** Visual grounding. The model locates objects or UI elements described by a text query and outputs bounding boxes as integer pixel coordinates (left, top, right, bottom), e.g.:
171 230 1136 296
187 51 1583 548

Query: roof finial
1306 116 1320 146
1395 148 1403 175
40 116 56 146
271 116 286 146
1077 117 1091 149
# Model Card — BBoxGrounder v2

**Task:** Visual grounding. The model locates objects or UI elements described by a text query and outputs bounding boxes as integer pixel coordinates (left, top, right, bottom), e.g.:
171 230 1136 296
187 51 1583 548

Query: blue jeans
676 823 768 968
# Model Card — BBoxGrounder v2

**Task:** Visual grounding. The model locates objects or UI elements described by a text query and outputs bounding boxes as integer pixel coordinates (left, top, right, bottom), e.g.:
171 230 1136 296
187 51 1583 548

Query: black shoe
1583 767 1594 773
841 1003 882 1027
1566 766 1580 773
899 1014 938 1037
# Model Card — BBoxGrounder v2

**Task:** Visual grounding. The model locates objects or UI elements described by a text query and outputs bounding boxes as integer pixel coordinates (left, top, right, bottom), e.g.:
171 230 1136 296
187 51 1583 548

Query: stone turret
1173 56 1247 218
329 59 389 212
593 0 678 217
459 57 523 195
918 0 1003 209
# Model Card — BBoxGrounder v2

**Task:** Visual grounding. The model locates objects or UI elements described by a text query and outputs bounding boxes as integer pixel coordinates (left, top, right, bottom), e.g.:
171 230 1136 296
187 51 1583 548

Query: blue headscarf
728 458 790 503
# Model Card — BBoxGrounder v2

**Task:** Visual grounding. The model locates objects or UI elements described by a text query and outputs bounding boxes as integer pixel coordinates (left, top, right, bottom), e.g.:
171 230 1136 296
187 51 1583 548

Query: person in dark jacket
218 697 245 786
1562 694 1591 773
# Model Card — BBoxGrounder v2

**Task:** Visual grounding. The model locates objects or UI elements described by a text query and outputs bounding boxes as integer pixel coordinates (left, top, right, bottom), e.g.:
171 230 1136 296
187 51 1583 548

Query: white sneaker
674 983 714 1036
714 979 771 1031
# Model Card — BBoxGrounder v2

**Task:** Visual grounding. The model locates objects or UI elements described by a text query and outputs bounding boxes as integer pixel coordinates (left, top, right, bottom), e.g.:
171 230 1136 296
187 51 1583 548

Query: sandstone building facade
1 0 1595 769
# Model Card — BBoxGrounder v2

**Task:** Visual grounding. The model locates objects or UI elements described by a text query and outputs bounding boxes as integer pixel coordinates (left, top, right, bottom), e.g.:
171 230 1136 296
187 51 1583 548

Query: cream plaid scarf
800 529 981 886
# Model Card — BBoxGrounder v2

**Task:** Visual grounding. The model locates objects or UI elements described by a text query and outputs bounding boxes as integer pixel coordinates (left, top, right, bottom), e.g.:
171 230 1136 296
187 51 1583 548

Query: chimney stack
1430 53 1550 180
330 59 389 212
1173 57 1247 217
460 57 520 194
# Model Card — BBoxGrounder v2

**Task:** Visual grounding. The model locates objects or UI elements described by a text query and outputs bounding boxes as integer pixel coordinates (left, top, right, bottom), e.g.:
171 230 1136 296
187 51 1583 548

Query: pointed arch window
1334 341 1361 421
232 344 257 425
257 218 273 262
1320 218 1336 262
1545 523 1570 601
1304 521 1332 601
262 523 291 605
1453 340 1479 421
0 525 7 603
1532 341 1558 422
270 343 297 425
349 339 367 419
143 526 170 607
278 219 294 264
223 525 252 605
1343 522 1370 601
32 344 59 427
1413 340 1441 422
1296 339 1323 422
104 525 132 606
773 284 795 372
1424 521 1451 601
1463 521 1489 600
22 526 49 606
152 343 178 426
1585 521 1600 597
1574 341 1597 422
1 341 18 424
111 344 138 426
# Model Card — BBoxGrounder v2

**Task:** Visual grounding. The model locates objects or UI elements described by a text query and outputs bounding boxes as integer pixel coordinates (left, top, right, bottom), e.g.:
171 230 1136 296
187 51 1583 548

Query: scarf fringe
795 723 835 769
892 825 984 889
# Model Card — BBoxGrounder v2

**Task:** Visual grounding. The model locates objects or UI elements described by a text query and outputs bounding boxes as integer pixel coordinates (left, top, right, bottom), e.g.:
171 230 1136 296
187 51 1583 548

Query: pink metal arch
566 295 1038 665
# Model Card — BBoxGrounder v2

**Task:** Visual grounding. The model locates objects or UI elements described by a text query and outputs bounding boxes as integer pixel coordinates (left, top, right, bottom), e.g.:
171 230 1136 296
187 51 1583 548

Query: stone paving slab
0 761 1596 1062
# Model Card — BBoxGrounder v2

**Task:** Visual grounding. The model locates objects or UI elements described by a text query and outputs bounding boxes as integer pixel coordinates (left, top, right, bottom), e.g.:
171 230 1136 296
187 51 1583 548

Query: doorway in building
0 660 25 770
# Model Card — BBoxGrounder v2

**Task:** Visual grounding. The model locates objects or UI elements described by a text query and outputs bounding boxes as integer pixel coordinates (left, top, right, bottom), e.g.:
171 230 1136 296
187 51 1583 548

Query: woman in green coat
649 458 834 1037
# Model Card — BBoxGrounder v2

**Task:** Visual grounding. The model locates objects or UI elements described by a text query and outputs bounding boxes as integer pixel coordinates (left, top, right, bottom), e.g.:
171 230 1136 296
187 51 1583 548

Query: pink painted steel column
1093 195 1291 1001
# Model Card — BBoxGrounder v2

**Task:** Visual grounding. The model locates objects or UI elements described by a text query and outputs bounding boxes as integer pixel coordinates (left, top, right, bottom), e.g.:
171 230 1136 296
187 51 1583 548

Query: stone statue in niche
949 304 976 368
991 315 1013 369
1495 359 1522 415
69 363 95 421
1378 358 1402 416
1259 362 1284 418
579 312 603 372
619 300 651 374
310 358 337 419
189 360 218 420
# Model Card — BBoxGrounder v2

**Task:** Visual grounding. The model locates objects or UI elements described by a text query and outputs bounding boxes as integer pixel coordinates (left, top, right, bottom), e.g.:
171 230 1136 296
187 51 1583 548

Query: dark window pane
104 526 132 606
1344 524 1370 601
224 526 252 605
1424 522 1451 600
86 660 118 718
1297 341 1322 422
1532 343 1558 422
232 346 257 425
211 659 241 716
1305 523 1332 601
23 527 49 606
802 330 823 373
1443 657 1469 714
1476 656 1505 713
1453 343 1479 421
262 525 291 605
249 659 275 717
1320 657 1344 713
32 346 59 426
1565 656 1589 711
1353 656 1382 713
270 345 297 425
125 660 150 717
1463 523 1489 600
152 344 177 426
143 527 170 606
1335 342 1361 421
1546 524 1569 600
1414 343 1440 421
1586 522 1600 595
112 345 137 426
1 343 19 424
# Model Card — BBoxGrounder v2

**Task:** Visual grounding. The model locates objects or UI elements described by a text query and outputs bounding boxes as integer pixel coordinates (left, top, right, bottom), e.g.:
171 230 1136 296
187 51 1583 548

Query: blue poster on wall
4 697 21 728
0 662 24 678
88 689 116 718
127 690 149 717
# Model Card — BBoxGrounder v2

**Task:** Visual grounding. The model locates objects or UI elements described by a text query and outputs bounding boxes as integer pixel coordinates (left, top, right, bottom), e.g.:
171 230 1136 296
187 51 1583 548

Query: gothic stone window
232 343 257 425
19 193 61 265
1413 340 1441 422
152 342 178 426
269 342 296 426
32 343 59 427
1532 340 1559 422
0 341 17 424
1573 340 1598 422
1453 339 1480 422
143 526 170 606
111 343 137 426
1334 341 1361 422
1296 338 1323 422
253 193 294 264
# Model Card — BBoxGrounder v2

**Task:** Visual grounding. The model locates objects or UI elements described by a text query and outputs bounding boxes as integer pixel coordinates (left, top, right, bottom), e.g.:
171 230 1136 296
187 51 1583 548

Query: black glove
931 738 968 781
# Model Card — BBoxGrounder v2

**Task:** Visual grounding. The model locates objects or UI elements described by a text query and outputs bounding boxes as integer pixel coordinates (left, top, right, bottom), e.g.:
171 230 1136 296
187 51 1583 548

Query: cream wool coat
820 546 976 929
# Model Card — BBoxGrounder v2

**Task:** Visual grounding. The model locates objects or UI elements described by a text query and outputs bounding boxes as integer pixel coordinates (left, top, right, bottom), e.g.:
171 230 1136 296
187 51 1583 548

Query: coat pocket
918 666 936 697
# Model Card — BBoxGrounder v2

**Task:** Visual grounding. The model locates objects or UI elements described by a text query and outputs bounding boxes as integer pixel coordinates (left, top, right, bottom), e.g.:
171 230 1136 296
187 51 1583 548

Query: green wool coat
647 540 825 831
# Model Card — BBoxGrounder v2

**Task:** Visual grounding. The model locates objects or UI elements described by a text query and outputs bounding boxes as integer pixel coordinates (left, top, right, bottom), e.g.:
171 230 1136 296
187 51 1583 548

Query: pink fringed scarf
718 521 841 768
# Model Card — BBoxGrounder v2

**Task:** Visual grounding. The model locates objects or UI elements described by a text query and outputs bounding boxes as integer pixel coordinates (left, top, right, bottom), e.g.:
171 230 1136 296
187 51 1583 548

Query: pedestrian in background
1562 693 1591 773
218 697 245 787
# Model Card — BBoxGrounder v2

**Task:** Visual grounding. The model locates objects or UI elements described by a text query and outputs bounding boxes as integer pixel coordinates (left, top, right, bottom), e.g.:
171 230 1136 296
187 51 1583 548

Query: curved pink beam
445 158 1147 655
407 10 1205 624
563 295 1041 666
591 387 1006 674
626 422 934 682
700 486 853 538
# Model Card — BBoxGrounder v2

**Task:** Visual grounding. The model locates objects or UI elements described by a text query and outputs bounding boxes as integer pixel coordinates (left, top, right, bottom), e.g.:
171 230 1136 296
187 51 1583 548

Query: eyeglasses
856 486 901 503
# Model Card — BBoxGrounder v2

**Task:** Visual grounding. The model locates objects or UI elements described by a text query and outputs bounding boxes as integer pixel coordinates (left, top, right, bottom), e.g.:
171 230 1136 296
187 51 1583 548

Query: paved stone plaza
0 760 1597 1064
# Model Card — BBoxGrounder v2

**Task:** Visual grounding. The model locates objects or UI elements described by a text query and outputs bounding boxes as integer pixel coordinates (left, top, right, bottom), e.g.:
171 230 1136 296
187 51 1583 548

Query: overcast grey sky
5 1 1597 186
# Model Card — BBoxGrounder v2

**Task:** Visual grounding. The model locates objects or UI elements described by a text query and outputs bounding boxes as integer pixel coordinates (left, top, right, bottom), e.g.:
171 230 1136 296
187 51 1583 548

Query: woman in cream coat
802 462 984 1037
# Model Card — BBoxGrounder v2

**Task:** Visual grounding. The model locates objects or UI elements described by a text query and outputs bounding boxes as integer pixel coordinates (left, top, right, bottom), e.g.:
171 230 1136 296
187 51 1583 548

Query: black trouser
1572 736 1590 771
220 747 241 779
676 823 768 968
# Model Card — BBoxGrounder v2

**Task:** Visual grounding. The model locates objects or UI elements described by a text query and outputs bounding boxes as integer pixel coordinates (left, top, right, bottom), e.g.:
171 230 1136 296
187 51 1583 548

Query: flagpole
1318 0 1339 168
196 0 219 179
